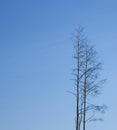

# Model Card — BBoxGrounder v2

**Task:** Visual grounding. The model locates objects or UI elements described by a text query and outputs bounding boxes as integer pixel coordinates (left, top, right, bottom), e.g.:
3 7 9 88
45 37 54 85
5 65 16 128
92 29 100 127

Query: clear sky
0 0 117 130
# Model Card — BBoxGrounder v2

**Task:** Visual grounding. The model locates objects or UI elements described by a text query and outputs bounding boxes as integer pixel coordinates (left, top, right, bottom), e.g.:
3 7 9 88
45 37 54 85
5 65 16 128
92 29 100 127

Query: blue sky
0 0 117 130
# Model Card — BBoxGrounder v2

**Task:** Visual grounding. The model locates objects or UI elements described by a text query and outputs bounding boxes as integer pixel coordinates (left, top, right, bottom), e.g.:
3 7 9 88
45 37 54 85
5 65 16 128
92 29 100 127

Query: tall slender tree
72 27 106 130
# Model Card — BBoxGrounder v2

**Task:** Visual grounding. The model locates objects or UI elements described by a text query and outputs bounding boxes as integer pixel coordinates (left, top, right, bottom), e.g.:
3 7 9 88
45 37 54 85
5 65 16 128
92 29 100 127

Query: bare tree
72 27 106 130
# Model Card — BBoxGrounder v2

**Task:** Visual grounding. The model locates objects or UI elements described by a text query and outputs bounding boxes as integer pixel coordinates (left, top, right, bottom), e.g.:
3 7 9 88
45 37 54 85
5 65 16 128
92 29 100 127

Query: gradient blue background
0 0 117 130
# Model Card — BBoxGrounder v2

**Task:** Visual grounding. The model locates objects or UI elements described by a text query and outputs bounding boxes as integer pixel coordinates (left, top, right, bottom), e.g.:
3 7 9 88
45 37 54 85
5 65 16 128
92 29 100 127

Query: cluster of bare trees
72 27 107 130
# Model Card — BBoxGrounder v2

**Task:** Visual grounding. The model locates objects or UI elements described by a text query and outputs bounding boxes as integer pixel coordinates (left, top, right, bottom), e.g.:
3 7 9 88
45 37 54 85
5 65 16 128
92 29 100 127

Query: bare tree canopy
72 26 107 130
